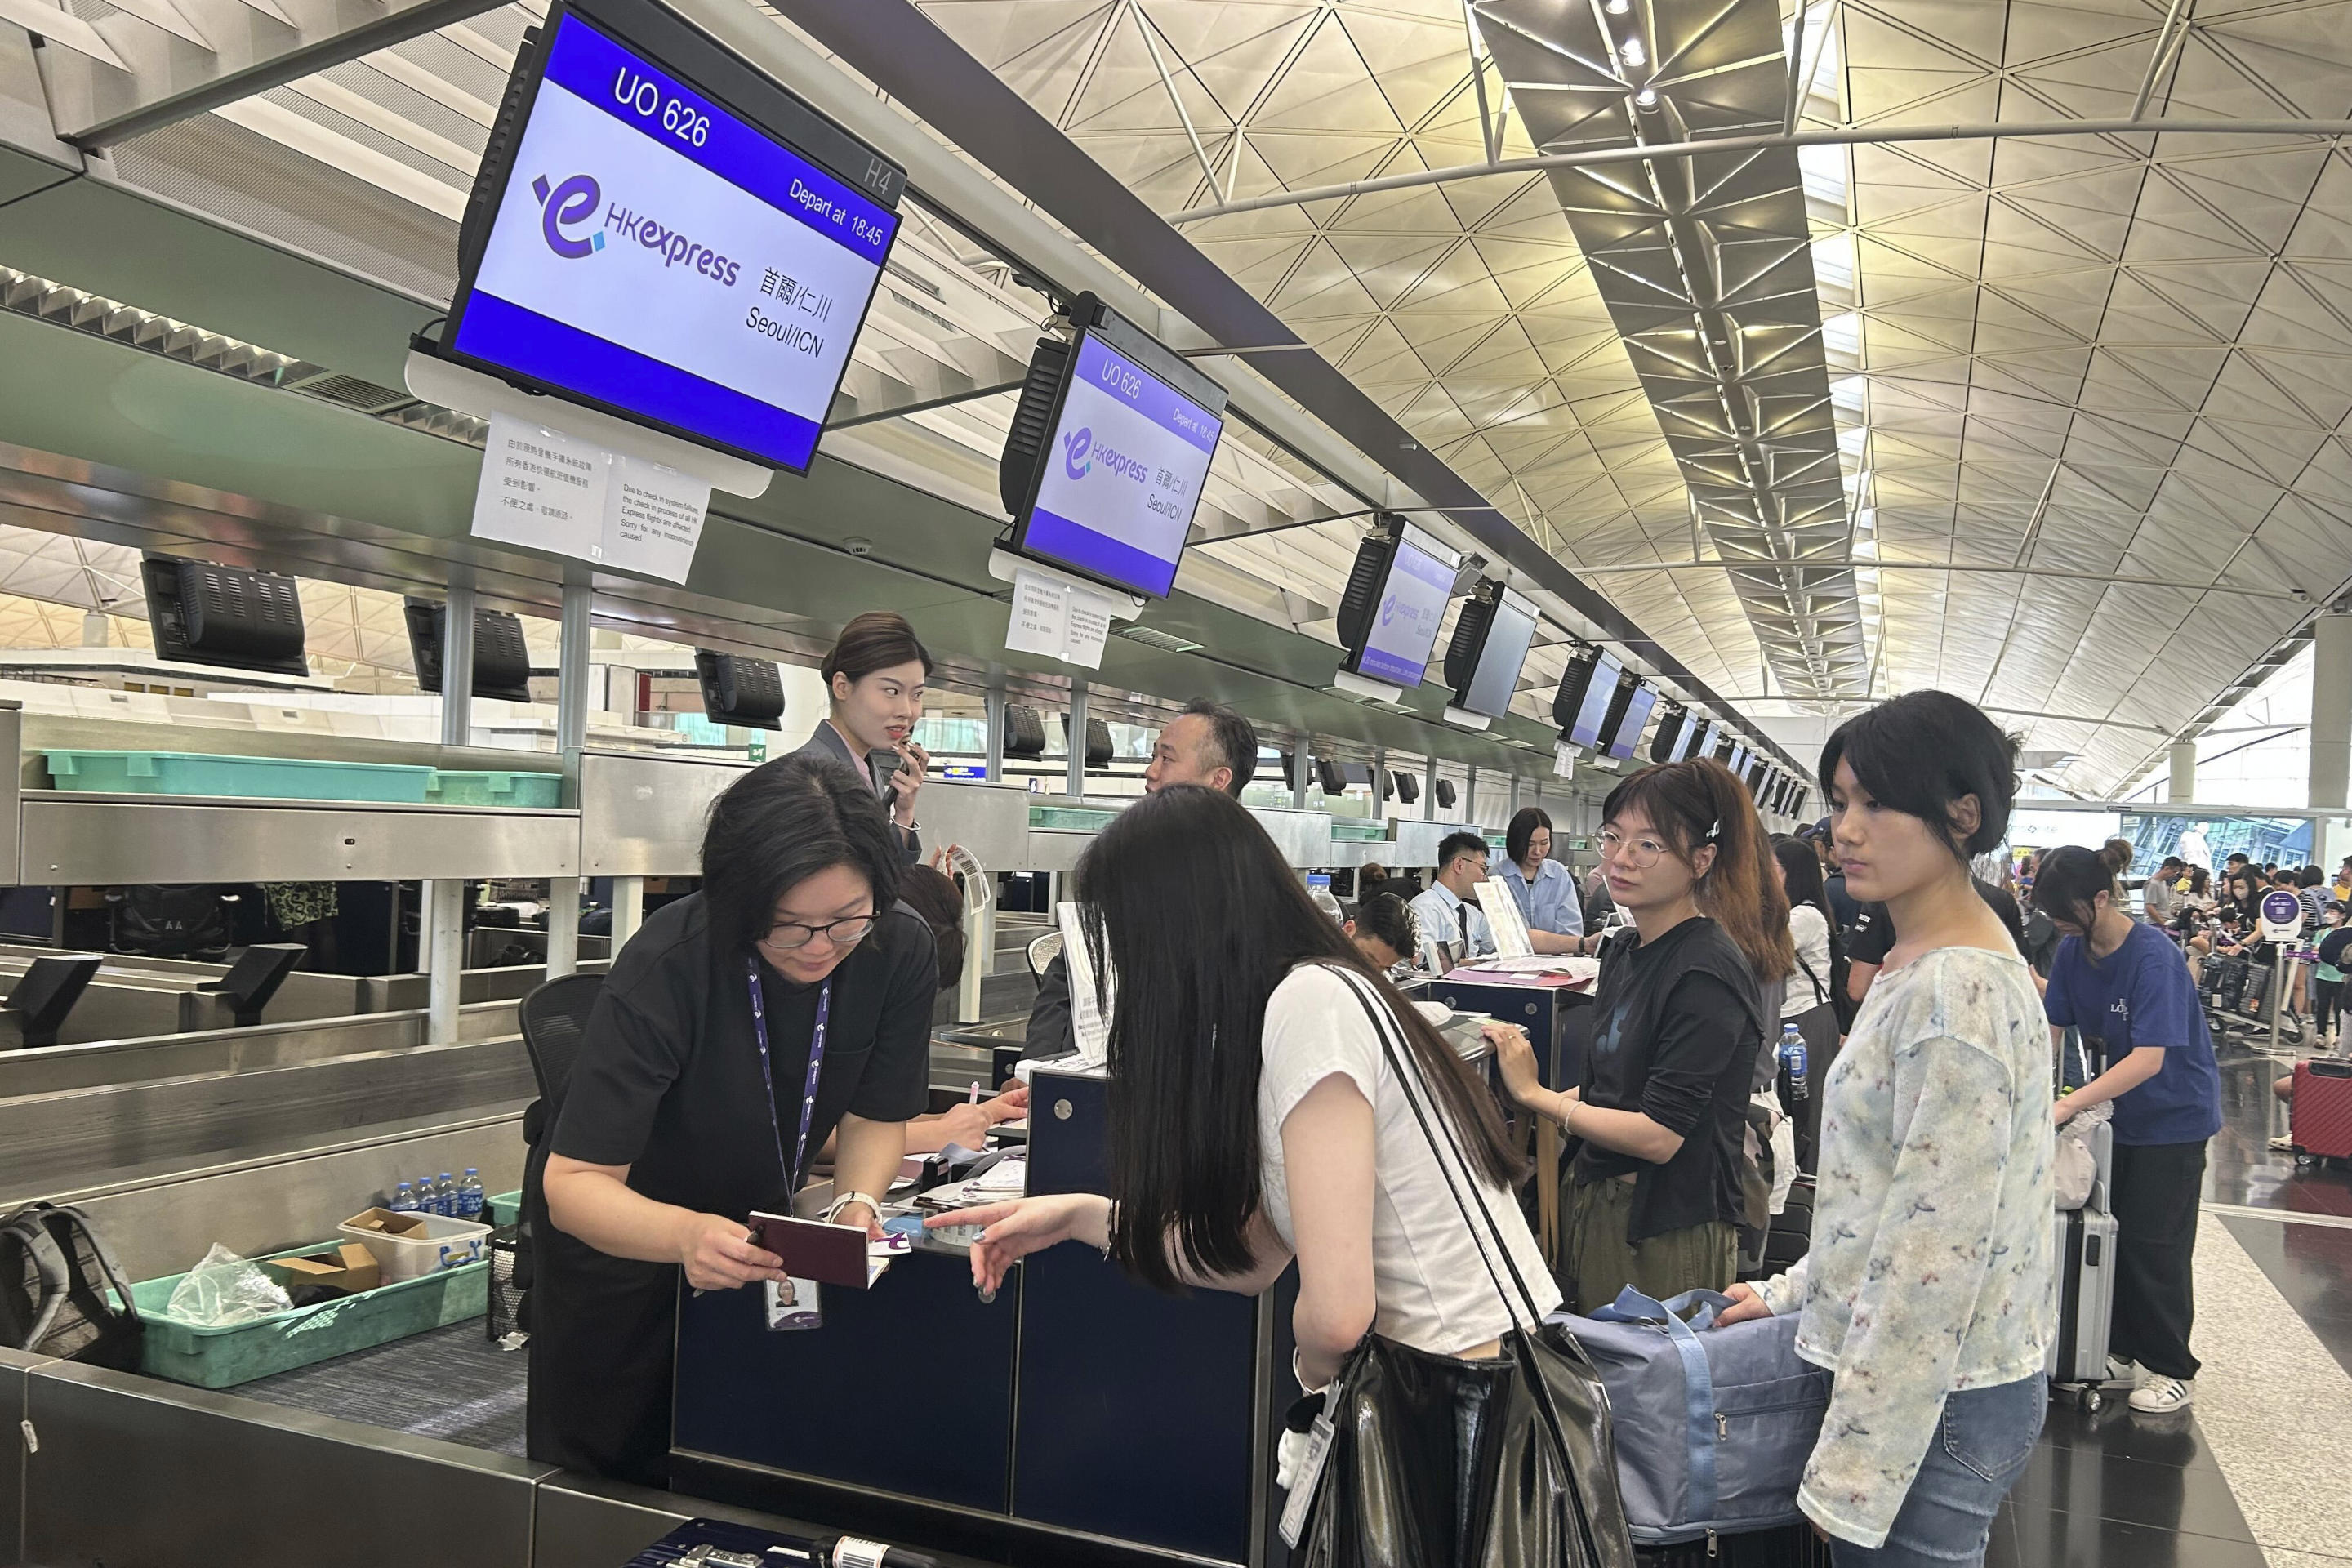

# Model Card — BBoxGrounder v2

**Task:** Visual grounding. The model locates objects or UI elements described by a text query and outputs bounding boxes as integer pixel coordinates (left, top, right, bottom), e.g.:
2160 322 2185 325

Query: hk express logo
532 173 604 259
529 172 743 287
1059 426 1149 485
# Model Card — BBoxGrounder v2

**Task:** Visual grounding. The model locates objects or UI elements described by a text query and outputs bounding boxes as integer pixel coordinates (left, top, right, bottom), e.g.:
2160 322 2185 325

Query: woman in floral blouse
1719 691 2054 1565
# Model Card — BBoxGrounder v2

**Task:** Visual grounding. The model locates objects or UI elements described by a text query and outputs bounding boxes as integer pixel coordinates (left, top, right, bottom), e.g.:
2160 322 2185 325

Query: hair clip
1705 818 1722 842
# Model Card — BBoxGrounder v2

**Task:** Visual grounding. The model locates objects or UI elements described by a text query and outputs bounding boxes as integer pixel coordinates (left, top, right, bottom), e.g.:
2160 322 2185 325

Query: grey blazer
795 721 921 864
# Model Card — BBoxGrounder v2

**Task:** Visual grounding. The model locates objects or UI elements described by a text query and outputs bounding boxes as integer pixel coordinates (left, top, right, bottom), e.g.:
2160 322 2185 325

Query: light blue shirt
1500 858 1583 938
1409 882 1493 965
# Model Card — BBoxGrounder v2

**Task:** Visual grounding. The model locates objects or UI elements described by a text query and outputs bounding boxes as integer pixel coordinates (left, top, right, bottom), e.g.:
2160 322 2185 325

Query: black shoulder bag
1290 968 1634 1568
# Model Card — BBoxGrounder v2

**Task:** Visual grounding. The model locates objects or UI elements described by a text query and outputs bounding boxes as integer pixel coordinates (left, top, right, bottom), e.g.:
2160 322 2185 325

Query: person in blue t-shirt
2034 844 2224 1419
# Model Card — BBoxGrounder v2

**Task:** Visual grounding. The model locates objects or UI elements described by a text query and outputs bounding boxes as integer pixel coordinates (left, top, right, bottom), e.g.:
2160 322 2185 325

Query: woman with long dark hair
1494 758 1789 1312
1717 691 2052 1565
935 787 1575 1512
1772 835 1841 1157
2033 844 2222 1417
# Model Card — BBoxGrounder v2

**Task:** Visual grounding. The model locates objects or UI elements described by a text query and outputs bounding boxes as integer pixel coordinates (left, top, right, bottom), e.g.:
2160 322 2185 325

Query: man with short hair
1410 831 1496 969
1022 701 1258 1059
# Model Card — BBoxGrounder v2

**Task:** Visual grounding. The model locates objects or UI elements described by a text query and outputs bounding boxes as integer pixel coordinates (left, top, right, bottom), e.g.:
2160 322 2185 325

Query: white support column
2311 612 2352 873
425 586 474 1044
984 668 1007 783
612 877 645 947
545 581 592 980
1066 683 1089 799
1292 733 1310 809
2169 740 2198 804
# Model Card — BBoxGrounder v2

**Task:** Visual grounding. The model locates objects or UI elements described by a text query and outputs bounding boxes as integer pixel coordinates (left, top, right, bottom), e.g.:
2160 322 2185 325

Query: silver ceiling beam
1168 116 2352 225
41 0 511 149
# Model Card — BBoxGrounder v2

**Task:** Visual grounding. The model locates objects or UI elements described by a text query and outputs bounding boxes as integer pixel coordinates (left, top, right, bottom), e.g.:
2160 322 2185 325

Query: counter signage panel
1669 714 1701 762
1606 683 1656 760
1460 591 1539 718
1566 652 1623 749
1697 719 1724 762
1018 331 1224 599
1353 532 1456 688
448 8 898 473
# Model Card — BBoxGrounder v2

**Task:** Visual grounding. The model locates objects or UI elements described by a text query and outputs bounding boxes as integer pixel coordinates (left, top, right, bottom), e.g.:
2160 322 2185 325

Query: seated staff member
528 755 935 1486
1495 758 1788 1312
1409 831 1498 966
2034 845 2223 1418
1499 807 1584 954
1023 699 1258 1059
1343 889 1418 972
796 611 932 864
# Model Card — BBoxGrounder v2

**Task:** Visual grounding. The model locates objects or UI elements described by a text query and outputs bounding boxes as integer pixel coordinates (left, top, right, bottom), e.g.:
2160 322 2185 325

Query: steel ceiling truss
1472 0 1866 703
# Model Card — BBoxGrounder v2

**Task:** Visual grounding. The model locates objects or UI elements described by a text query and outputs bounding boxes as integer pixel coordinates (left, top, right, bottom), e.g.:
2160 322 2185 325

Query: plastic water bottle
1307 873 1344 925
1780 1023 1809 1101
416 1175 442 1215
436 1173 457 1218
457 1168 485 1223
390 1181 416 1214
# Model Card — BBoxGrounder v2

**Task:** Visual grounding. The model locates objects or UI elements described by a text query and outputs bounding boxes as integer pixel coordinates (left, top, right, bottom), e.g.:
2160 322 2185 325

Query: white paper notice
470 415 607 558
468 412 712 585
1055 900 1114 1066
603 455 709 585
1004 567 1115 669
1554 740 1578 780
1007 568 1071 661
1476 876 1534 961
1062 585 1113 669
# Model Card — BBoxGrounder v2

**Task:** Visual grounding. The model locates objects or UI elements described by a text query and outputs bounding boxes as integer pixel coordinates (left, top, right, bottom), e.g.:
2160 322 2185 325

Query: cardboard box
262 1243 381 1294
339 1208 490 1281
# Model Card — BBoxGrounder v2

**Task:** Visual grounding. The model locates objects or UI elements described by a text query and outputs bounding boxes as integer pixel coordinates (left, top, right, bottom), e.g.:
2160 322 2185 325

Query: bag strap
1331 967 1548 1328
33 1203 140 1327
0 1205 69 1352
1588 1285 1726 1521
1792 947 1826 1006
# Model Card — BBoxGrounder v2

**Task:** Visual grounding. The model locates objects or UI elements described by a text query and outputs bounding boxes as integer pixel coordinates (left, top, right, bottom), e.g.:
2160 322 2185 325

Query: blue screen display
450 11 897 472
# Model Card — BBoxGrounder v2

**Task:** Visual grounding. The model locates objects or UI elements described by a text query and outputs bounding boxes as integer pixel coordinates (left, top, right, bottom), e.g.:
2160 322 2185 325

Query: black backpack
108 884 234 959
0 1202 144 1370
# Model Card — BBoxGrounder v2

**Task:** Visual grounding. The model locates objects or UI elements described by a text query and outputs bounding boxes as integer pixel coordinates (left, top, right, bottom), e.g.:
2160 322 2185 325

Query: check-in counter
670 1065 1295 1568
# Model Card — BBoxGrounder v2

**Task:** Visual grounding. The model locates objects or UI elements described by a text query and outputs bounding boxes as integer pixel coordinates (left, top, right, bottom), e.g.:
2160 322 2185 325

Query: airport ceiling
7 0 2352 793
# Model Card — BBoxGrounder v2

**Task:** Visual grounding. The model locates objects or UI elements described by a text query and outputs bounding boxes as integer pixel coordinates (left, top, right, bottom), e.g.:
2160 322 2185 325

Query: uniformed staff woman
527 754 935 1485
796 610 932 863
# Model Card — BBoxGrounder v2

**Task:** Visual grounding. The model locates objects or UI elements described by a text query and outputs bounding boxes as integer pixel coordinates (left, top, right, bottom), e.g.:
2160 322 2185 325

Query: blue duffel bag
1557 1286 1831 1548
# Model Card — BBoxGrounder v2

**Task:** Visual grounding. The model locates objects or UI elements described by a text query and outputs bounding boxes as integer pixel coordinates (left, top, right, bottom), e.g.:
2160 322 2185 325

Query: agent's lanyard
746 956 832 1192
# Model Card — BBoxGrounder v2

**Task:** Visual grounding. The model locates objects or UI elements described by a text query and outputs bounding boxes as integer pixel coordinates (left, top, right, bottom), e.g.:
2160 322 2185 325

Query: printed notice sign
1004 565 1113 669
470 412 712 584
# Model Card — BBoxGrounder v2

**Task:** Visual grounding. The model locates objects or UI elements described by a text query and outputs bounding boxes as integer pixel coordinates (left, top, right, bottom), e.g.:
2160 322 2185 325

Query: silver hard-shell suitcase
2046 1119 2118 1409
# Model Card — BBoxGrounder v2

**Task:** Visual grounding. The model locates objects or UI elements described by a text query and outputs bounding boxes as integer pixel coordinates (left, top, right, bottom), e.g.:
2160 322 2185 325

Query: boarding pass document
1055 901 1114 1066
1476 875 1535 960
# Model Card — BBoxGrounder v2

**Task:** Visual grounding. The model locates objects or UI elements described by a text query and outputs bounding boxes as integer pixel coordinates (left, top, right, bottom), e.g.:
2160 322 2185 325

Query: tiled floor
1989 1030 2352 1568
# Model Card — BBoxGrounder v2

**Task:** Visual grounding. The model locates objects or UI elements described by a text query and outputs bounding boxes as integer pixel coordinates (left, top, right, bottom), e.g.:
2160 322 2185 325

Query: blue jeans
1830 1374 2045 1566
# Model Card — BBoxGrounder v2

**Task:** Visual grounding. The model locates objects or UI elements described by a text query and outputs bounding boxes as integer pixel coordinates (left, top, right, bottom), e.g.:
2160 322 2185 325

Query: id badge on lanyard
748 957 831 1331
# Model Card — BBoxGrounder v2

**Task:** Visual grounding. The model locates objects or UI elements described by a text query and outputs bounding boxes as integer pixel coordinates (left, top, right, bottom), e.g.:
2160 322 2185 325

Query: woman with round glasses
528 753 936 1486
1494 757 1790 1312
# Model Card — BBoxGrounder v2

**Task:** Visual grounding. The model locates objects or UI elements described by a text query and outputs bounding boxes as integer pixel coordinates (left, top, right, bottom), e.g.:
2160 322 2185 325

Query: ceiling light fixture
1634 86 1658 107
1605 0 1630 12
1618 36 1646 67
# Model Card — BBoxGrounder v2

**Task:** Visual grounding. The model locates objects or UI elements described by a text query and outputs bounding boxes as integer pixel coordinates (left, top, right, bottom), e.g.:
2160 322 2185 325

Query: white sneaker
2130 1376 2194 1414
2105 1356 2143 1388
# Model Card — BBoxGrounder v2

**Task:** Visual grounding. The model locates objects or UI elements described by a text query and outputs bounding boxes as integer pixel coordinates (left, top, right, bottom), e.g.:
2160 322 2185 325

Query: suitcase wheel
2081 1387 2104 1413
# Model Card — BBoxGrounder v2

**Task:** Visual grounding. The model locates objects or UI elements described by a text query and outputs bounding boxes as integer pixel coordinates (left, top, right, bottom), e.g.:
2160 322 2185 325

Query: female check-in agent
526 754 934 1486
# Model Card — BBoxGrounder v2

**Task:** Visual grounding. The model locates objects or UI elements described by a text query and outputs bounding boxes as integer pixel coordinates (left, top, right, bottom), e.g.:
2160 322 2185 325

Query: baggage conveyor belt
229 1320 529 1458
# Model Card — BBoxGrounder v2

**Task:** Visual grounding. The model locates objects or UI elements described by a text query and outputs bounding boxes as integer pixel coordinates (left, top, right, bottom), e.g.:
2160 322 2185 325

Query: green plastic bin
1331 822 1389 842
426 770 564 808
45 750 434 804
127 1247 488 1388
488 1189 521 1227
1029 804 1118 831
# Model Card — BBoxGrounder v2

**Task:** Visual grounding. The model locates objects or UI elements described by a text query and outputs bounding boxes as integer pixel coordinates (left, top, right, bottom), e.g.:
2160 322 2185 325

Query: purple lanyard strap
746 956 831 1192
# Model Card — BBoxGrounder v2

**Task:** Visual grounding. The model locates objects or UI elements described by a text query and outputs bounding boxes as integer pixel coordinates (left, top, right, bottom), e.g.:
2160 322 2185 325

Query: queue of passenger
532 623 2221 1566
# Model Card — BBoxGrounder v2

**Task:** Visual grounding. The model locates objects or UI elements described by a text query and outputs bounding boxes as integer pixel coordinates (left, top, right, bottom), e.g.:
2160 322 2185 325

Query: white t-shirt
1256 963 1559 1355
1783 902 1833 1018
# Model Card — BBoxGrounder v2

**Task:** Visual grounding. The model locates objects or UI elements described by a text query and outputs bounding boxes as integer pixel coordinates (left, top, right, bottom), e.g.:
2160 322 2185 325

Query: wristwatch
824 1192 884 1225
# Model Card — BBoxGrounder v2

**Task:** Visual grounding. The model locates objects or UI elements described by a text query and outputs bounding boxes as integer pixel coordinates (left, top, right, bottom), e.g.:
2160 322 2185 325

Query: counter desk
1416 969 1596 1093
669 1065 1302 1568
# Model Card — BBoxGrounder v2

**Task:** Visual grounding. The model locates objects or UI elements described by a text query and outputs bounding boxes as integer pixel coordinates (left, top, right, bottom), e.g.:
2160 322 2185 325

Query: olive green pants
1560 1175 1736 1316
